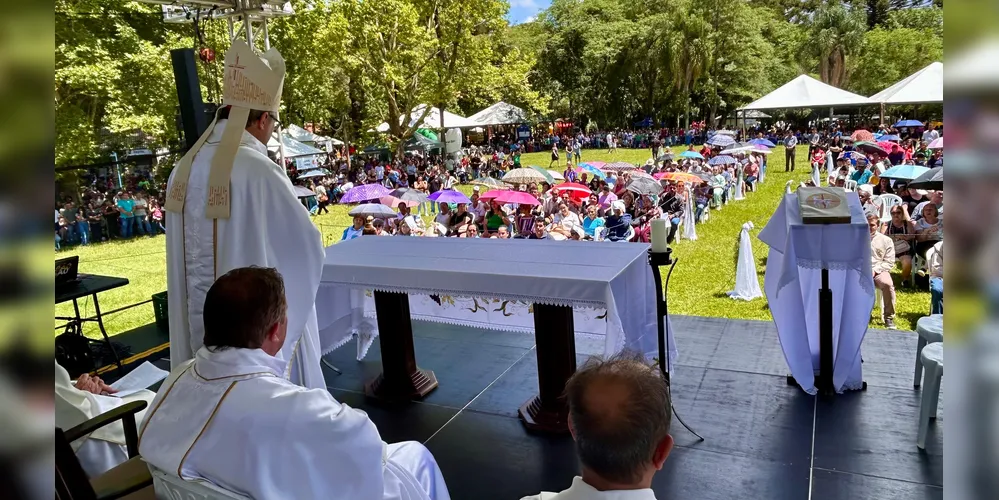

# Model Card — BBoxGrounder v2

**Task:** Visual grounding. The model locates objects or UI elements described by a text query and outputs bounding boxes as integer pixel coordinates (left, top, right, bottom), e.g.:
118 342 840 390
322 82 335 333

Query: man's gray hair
564 352 671 484
203 266 287 351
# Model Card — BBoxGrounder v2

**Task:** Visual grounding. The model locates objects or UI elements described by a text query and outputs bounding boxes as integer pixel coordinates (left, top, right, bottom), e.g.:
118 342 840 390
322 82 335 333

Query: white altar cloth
316 237 676 367
758 191 873 394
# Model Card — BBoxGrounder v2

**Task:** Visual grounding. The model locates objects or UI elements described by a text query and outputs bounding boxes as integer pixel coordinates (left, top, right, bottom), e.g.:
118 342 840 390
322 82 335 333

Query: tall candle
651 219 668 253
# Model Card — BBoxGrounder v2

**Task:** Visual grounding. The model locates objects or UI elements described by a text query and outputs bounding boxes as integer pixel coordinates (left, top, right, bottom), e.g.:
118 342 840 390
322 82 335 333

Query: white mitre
165 39 286 219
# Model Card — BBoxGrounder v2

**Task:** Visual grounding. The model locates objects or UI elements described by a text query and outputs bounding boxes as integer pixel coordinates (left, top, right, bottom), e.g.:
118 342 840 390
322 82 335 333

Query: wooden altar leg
365 291 438 401
520 303 576 433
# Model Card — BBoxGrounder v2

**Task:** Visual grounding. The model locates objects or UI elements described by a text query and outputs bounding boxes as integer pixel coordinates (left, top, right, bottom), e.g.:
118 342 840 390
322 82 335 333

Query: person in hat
163 40 326 391
850 157 873 185
604 200 633 242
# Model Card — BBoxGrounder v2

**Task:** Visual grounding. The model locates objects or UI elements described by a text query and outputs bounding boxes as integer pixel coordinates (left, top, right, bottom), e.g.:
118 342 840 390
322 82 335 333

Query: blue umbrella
880 164 930 181
748 138 776 148
706 134 736 147
879 134 901 142
679 150 704 160
708 155 737 165
894 119 924 128
576 164 607 179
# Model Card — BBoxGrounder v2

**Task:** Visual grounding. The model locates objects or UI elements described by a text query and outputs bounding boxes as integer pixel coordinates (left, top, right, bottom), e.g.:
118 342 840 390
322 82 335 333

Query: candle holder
648 248 703 441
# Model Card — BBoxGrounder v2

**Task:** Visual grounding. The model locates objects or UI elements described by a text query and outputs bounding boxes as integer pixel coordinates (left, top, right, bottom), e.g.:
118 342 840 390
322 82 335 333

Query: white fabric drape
316 238 676 367
165 120 326 390
680 187 697 241
758 193 873 394
728 222 763 301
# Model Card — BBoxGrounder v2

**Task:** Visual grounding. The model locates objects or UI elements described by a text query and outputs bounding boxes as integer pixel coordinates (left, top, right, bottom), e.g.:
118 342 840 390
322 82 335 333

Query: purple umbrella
428 190 471 204
339 183 391 204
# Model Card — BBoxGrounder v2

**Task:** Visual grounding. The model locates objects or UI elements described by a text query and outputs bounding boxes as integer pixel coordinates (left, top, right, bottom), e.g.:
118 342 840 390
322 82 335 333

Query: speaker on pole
171 48 208 152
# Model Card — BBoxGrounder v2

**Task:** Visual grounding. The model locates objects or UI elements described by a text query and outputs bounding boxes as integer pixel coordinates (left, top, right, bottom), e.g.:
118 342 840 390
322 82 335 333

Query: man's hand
76 373 117 395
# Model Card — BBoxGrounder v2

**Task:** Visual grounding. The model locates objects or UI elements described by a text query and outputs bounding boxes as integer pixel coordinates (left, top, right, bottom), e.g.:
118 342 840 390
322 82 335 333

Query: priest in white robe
139 267 450 500
164 40 326 390
55 362 155 477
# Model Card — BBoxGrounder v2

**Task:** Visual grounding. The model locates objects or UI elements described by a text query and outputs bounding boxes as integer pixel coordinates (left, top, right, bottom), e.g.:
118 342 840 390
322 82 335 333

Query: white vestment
521 477 657 500
165 119 326 390
138 347 450 500
55 362 155 477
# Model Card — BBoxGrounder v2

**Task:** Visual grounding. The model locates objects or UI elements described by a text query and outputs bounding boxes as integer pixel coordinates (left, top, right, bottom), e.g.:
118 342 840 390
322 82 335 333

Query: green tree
849 26 943 96
807 3 867 87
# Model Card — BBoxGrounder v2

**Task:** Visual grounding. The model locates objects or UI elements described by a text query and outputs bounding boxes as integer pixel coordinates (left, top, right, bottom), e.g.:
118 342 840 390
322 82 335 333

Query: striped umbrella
575 164 607 179
603 161 637 172
706 134 736 147
748 138 776 148
502 167 549 185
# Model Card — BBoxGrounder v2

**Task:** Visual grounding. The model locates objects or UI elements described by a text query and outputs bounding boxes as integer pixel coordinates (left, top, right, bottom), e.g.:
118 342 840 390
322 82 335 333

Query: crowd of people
335 142 768 244
55 187 166 250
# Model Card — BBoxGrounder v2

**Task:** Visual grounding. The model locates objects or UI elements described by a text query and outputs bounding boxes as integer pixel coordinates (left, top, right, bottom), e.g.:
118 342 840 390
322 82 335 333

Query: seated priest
523 354 673 500
139 266 451 500
55 362 155 477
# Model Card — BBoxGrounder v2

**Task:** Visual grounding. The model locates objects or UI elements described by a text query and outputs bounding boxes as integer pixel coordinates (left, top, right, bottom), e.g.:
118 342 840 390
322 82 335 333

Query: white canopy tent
376 105 479 133
870 62 943 105
268 134 324 157
468 101 529 126
285 123 344 150
740 74 875 111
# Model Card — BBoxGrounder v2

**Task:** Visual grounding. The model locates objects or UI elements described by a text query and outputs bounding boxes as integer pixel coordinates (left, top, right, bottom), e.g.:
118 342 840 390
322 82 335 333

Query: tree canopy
54 0 943 164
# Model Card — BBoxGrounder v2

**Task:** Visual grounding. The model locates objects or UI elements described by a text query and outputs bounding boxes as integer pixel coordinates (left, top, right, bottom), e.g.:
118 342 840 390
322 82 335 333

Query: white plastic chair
784 179 795 194
879 194 904 221
916 342 943 450
149 464 250 500
843 180 858 191
594 226 608 241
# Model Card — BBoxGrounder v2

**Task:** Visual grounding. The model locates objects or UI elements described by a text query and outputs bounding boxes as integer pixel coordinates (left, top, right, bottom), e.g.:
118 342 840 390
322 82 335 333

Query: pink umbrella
380 196 421 208
928 137 943 149
493 190 540 206
585 161 607 168
877 141 895 152
479 189 508 200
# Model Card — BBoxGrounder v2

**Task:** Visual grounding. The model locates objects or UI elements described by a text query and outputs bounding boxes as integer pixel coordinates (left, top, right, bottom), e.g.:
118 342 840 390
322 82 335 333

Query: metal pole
111 152 122 189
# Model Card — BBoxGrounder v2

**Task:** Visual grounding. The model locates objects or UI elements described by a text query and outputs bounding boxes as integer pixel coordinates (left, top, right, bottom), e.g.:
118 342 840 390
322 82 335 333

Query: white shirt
139 347 445 500
435 211 452 227
521 477 657 500
921 129 939 143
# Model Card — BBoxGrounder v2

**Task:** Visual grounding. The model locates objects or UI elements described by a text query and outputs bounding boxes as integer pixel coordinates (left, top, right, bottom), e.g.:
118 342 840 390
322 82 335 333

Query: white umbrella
348 203 396 218
547 169 565 181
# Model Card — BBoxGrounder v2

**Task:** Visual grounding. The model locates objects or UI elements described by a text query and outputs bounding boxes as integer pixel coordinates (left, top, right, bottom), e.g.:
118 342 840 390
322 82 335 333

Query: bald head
565 353 672 486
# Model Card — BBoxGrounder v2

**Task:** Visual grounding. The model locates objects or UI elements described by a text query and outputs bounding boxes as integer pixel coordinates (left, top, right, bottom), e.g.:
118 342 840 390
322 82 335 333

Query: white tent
376 105 479 132
285 123 344 148
267 133 325 158
870 62 942 105
740 74 875 111
468 101 529 126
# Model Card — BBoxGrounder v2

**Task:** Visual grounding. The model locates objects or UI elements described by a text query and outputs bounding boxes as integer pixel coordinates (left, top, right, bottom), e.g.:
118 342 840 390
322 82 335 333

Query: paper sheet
109 361 168 397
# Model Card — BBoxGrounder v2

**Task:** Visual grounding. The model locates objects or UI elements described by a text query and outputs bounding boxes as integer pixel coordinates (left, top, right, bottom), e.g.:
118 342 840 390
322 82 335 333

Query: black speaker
171 48 208 151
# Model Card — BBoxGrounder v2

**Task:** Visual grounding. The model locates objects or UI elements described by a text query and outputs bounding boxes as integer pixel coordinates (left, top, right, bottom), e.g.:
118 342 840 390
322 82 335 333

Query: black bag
55 324 94 378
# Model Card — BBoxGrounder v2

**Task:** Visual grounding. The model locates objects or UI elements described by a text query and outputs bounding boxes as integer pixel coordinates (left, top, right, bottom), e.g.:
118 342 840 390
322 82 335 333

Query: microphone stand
649 248 704 441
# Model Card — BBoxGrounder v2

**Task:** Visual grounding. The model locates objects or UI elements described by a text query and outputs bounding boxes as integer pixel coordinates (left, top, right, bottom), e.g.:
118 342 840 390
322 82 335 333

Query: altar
315 237 675 432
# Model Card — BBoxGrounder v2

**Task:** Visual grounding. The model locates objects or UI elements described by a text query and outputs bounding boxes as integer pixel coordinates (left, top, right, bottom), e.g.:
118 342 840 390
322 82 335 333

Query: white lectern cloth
758 192 873 394
316 238 676 367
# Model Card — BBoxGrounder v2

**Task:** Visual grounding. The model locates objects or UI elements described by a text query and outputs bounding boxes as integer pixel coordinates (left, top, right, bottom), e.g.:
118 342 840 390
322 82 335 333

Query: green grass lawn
56 145 930 340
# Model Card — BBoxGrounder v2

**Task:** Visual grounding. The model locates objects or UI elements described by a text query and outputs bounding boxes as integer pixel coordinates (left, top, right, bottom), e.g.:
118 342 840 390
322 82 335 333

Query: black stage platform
321 315 943 500
106 314 942 499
